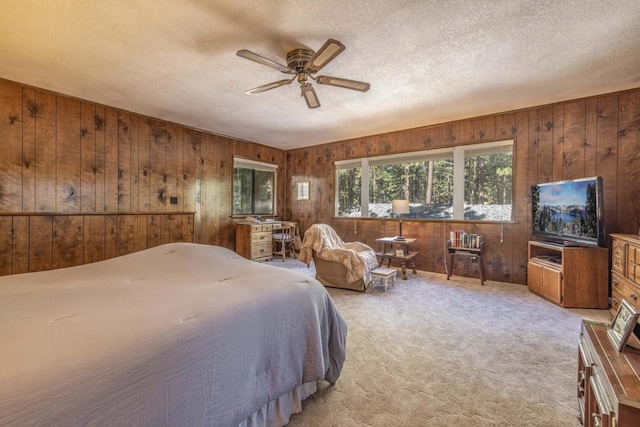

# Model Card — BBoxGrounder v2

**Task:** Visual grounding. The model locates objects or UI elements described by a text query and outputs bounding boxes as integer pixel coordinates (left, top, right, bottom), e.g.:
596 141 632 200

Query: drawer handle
612 280 618 286
591 413 602 427
259 235 265 240
578 371 586 393
631 293 638 301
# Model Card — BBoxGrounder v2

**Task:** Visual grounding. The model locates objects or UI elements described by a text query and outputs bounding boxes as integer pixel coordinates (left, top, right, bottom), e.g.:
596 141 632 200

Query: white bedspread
0 243 347 426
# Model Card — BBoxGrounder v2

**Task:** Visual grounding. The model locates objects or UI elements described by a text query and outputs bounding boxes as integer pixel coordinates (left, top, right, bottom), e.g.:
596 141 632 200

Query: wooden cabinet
527 241 608 308
578 321 640 427
610 234 640 317
235 222 281 262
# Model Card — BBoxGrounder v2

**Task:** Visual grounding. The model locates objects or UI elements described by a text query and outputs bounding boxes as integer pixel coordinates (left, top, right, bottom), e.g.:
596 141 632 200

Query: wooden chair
272 222 298 261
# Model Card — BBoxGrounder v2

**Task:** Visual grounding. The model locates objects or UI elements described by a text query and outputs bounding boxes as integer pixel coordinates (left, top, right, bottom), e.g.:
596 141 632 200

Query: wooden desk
235 220 287 262
446 241 486 285
375 237 418 280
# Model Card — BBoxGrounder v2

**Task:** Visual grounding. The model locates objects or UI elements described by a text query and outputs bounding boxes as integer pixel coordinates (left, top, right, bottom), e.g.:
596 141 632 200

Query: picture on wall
297 181 310 201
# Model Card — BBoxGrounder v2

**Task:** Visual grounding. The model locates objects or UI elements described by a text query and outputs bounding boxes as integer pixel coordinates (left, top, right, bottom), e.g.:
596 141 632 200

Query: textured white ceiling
1 0 639 150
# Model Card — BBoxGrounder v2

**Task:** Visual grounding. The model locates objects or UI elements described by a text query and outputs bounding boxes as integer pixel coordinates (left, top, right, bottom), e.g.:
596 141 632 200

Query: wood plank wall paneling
0 78 286 277
286 89 640 285
35 91 57 212
0 76 637 284
0 81 23 212
0 214 197 273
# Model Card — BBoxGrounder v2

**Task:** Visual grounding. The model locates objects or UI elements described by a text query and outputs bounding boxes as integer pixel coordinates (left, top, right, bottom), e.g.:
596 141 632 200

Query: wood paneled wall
285 89 640 284
2 76 638 284
0 79 285 276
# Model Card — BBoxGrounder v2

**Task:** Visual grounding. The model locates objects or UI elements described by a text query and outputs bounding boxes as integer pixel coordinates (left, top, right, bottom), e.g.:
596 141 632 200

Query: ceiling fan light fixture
237 38 368 108
300 83 320 109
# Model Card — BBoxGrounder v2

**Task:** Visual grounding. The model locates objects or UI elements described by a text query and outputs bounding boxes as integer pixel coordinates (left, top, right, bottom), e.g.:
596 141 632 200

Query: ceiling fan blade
236 49 293 74
300 83 320 108
246 78 294 94
315 76 370 92
305 39 345 73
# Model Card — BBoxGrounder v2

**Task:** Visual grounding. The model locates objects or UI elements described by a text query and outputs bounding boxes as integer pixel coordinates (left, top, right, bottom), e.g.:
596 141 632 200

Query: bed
0 243 347 426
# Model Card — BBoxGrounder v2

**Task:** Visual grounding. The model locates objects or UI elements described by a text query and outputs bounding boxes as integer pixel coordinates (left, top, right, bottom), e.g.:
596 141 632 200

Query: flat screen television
531 176 605 247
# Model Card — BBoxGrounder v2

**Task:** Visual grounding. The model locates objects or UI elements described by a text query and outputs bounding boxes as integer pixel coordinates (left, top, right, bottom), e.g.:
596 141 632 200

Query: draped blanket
298 224 379 284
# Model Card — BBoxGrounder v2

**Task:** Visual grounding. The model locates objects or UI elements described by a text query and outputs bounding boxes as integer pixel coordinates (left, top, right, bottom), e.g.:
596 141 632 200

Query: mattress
0 243 347 426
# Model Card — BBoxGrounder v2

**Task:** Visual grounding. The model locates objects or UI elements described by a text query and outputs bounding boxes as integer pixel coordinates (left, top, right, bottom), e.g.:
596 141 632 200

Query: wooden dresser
235 221 282 262
578 321 640 426
610 234 640 317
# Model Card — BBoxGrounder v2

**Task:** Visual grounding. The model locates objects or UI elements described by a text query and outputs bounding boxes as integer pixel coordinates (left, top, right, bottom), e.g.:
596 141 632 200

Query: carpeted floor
267 257 609 427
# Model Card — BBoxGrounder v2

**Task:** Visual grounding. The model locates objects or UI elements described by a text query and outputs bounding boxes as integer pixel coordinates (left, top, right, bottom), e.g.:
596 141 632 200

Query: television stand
527 240 608 308
540 240 584 248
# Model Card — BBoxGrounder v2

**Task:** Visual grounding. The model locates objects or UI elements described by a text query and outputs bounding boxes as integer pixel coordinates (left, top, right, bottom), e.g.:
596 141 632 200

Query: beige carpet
268 257 609 427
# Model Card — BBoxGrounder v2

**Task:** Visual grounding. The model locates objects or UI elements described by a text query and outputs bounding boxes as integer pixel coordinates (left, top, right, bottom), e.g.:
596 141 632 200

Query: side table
375 237 418 280
446 240 486 285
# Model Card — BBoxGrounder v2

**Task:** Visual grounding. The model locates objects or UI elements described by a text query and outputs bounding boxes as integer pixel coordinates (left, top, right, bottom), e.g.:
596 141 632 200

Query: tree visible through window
233 158 276 216
335 140 513 221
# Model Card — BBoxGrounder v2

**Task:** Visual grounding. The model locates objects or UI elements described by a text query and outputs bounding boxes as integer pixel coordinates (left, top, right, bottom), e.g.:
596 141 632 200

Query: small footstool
370 267 397 291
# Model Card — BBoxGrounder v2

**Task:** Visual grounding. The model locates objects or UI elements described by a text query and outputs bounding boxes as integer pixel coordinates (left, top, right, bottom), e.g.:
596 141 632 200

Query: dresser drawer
629 262 640 285
629 244 640 265
251 242 272 259
251 231 272 243
612 240 626 275
628 243 640 284
611 272 640 312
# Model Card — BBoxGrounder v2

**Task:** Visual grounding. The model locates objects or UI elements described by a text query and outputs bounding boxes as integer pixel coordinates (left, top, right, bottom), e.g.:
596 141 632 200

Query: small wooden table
370 267 397 291
446 241 486 285
375 237 418 280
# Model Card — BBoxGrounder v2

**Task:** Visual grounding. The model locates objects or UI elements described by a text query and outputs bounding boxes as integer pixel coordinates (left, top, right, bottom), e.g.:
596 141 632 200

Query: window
233 158 277 216
335 140 513 221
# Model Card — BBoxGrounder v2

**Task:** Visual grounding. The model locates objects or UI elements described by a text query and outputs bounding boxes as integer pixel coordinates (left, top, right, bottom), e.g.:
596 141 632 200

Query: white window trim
233 157 278 215
233 157 278 172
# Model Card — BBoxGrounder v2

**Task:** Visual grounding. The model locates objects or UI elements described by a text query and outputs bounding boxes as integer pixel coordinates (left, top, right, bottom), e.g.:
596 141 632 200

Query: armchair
298 224 379 291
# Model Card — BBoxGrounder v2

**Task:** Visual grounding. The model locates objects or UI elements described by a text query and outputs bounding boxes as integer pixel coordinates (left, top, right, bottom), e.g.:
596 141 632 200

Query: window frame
334 139 514 221
233 157 277 216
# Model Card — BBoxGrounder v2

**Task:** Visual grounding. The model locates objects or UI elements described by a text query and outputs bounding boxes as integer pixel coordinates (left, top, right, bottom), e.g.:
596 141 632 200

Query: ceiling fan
236 39 370 109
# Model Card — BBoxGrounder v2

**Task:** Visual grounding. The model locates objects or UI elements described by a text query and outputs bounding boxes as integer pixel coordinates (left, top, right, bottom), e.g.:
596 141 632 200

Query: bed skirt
238 381 318 427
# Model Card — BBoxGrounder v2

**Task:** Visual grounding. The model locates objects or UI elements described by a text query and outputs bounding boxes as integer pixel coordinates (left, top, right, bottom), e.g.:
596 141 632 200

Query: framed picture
608 299 640 351
297 181 310 201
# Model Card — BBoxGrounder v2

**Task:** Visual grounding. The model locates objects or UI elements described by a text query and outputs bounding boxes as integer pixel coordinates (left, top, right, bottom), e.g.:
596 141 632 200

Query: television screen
531 176 604 247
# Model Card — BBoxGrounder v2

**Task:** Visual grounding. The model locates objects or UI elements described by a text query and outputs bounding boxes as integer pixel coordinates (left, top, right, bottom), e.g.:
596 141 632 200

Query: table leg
446 253 454 280
400 260 407 280
478 255 486 285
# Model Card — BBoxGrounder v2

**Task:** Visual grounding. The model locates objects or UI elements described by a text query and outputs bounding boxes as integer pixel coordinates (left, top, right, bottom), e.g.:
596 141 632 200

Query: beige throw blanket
298 224 379 284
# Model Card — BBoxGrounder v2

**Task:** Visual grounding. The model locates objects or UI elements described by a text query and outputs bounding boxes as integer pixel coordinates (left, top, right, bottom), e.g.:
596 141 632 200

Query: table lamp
392 199 410 240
